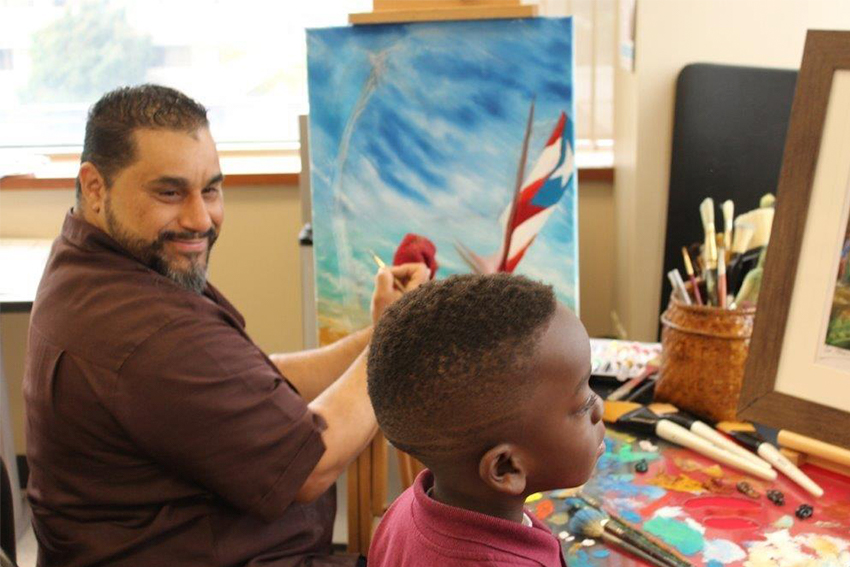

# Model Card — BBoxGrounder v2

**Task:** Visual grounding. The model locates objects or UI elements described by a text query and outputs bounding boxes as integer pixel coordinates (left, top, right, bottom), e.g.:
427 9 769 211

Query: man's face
101 127 224 293
520 304 605 492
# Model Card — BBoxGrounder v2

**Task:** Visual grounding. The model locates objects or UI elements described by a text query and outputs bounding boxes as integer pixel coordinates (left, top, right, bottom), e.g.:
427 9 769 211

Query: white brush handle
757 443 824 497
656 420 777 481
689 422 773 470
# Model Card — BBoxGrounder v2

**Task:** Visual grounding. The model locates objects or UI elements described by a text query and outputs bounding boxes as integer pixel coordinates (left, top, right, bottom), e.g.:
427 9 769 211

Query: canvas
306 17 578 344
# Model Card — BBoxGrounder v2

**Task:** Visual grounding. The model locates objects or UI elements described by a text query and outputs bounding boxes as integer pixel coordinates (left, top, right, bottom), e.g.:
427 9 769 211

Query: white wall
614 0 850 340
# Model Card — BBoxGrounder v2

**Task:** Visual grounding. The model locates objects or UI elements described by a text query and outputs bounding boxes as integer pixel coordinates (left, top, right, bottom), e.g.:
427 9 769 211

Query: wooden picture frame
739 30 850 449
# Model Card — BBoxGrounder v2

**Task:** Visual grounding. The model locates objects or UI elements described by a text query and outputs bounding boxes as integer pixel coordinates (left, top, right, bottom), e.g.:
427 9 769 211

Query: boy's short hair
367 274 557 460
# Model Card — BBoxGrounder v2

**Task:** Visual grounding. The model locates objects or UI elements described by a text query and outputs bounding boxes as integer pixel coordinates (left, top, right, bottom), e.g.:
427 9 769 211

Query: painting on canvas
307 18 577 344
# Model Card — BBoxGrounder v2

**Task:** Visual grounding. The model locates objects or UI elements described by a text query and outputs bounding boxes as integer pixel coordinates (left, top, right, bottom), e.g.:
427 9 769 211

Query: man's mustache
157 228 218 246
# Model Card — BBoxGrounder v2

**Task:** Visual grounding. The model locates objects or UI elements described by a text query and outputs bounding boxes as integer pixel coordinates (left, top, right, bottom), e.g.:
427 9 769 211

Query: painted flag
457 111 575 274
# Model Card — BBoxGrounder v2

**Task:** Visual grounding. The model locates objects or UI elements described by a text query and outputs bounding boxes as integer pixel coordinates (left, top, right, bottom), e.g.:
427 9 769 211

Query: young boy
366 274 605 567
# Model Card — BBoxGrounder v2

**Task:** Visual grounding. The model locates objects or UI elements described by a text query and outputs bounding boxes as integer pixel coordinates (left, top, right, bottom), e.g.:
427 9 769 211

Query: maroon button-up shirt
24 212 355 566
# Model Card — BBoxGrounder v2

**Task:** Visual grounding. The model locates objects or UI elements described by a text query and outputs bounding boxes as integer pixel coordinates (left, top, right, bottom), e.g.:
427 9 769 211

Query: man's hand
370 263 429 325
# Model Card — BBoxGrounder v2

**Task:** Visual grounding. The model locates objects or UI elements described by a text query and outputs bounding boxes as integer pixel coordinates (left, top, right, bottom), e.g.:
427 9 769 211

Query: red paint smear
684 496 762 510
535 500 554 520
703 516 760 530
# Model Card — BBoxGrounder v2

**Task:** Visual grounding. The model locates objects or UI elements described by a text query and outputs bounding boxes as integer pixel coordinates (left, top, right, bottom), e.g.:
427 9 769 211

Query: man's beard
104 201 217 294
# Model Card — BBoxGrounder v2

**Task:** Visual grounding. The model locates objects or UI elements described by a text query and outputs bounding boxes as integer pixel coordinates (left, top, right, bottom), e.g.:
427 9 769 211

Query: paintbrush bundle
656 195 775 422
672 194 775 309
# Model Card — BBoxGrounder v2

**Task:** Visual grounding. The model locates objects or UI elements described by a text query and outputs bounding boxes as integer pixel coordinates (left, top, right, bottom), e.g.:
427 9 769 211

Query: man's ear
478 443 527 496
78 162 108 215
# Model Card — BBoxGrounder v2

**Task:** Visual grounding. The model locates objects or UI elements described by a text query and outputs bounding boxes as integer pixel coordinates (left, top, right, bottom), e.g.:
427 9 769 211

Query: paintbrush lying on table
603 401 777 481
568 507 692 567
576 494 692 567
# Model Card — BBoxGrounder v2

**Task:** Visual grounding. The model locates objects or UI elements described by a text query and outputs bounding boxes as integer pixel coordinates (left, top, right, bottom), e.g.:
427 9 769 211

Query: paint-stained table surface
530 428 850 566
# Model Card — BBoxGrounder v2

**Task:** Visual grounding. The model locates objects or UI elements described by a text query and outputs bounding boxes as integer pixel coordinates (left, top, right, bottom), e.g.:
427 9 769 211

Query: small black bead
766 490 785 506
795 504 814 519
635 459 648 473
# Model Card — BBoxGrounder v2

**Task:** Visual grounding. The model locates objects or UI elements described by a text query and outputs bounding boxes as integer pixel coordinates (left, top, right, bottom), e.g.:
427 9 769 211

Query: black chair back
659 63 798 337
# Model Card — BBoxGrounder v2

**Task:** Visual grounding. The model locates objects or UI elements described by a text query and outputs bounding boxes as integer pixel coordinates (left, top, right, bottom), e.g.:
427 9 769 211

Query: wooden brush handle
602 532 681 567
778 430 850 468
656 420 776 481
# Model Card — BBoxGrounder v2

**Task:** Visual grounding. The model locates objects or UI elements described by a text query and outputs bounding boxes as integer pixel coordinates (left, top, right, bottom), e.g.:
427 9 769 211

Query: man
23 84 428 566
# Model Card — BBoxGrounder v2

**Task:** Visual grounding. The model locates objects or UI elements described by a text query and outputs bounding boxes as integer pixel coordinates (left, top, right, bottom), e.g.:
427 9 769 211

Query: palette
531 427 850 566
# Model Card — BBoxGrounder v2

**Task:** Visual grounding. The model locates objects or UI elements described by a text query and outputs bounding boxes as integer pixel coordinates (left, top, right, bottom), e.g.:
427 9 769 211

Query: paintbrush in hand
567 508 691 567
368 250 405 293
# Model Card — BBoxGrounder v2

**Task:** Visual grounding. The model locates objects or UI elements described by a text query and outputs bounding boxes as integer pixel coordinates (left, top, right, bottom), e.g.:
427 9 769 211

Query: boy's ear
478 443 527 496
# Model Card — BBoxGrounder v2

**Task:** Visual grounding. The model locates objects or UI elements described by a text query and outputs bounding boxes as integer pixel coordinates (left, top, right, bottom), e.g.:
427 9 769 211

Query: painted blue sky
307 18 577 334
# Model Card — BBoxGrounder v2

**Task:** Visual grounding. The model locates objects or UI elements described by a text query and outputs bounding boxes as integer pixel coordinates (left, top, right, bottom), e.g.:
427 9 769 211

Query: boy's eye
580 393 598 414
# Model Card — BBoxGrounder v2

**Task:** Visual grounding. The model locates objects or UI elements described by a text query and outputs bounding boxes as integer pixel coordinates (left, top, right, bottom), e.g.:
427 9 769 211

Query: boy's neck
431 475 526 524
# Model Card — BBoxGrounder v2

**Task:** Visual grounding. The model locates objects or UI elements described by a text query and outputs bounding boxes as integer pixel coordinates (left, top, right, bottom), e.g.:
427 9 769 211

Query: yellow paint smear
703 464 723 478
648 472 706 494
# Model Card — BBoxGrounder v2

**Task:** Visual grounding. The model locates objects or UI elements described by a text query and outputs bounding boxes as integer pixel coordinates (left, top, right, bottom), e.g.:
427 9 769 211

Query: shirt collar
61 208 133 258
412 469 564 565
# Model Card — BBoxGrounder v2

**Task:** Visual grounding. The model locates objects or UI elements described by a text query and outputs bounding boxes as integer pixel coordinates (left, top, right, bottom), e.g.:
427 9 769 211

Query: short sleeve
112 315 326 522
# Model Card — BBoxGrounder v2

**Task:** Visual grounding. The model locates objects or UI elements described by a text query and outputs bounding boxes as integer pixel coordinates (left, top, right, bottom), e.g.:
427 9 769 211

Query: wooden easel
344 0 539 555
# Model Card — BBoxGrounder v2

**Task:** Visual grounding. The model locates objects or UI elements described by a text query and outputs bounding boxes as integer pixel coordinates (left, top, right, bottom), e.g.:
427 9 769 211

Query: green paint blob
643 517 705 556
615 445 661 463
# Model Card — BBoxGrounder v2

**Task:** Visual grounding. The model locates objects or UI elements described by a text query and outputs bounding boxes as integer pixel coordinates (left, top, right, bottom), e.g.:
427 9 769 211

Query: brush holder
656 296 755 422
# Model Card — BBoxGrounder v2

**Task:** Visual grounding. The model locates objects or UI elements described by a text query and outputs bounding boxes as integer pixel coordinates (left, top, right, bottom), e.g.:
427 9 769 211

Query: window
0 49 12 70
0 0 613 156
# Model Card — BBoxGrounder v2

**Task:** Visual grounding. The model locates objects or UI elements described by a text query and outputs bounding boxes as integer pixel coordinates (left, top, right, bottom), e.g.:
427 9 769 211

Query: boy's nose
590 396 603 424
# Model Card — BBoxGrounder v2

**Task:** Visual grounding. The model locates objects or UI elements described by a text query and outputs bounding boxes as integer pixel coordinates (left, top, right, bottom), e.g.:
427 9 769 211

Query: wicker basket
656 296 756 422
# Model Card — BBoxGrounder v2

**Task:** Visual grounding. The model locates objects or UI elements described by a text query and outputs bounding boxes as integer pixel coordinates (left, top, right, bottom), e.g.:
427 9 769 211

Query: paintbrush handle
687 274 703 305
605 522 691 567
602 532 684 567
689 421 773 470
656 420 777 481
757 443 824 497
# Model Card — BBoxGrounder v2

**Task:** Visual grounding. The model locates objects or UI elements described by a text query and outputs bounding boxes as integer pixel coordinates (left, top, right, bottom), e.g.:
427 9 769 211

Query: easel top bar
350 0 537 25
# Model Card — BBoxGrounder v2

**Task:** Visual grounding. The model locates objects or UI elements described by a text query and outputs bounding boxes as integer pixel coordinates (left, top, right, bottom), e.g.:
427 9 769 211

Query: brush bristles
700 198 715 228
568 507 607 538
716 420 756 433
602 400 642 423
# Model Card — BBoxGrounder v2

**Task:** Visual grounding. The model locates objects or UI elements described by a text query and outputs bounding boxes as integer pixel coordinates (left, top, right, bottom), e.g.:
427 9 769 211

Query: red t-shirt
369 470 567 567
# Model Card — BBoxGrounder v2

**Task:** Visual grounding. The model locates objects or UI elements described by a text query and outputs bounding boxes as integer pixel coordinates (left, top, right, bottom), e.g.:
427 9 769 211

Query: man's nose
179 192 213 235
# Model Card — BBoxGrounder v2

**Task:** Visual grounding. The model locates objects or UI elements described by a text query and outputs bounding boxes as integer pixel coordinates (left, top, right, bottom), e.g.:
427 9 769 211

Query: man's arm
294 263 429 502
270 327 372 403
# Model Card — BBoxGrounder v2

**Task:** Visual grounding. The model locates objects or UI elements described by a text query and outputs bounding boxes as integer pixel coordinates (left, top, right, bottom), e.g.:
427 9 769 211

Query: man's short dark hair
76 84 208 203
367 274 557 461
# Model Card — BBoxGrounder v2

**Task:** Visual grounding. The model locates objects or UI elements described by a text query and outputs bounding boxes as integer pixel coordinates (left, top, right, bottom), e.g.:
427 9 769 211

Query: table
530 426 850 566
0 239 52 310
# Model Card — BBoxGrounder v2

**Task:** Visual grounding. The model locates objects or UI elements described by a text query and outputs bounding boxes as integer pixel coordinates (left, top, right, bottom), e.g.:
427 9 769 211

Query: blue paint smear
707 561 723 567
567 549 594 567
620 509 642 524
593 476 666 499
592 549 611 558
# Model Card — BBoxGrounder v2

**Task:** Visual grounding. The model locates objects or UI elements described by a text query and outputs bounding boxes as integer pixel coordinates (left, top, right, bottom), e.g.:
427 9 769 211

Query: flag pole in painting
456 102 576 274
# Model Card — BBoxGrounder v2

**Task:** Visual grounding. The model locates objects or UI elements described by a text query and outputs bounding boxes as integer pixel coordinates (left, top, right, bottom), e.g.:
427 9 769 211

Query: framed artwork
739 30 850 449
306 17 578 345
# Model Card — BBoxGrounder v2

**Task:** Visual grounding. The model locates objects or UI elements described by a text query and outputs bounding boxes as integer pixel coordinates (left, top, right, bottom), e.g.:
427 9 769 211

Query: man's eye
203 187 219 195
159 190 178 198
